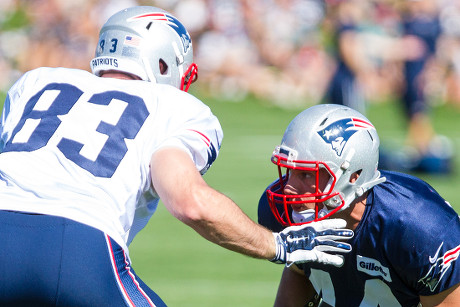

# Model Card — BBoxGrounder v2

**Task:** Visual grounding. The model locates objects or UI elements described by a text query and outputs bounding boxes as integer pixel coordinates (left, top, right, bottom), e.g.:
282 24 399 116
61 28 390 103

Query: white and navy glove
271 218 353 267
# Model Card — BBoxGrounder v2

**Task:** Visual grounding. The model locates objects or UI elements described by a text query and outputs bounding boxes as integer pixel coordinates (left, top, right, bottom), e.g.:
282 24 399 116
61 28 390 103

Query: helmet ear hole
350 170 362 183
159 59 168 75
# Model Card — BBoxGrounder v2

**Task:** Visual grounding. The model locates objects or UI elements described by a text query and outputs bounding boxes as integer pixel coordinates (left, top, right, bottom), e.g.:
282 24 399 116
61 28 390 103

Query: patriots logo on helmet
127 13 192 53
419 242 460 292
318 118 374 156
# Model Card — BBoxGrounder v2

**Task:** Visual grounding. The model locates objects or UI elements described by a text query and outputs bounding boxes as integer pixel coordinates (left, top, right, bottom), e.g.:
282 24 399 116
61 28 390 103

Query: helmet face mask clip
181 63 198 92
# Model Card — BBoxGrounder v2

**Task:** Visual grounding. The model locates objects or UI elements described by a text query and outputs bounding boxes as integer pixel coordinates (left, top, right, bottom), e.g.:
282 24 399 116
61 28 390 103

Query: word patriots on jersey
271 218 353 267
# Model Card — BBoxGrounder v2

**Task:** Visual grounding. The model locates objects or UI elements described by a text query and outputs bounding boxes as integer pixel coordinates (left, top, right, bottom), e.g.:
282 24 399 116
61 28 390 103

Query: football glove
271 218 353 267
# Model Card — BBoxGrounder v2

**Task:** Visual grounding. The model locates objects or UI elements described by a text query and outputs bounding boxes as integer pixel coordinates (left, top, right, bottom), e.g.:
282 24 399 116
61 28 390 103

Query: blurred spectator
0 0 30 91
383 0 454 174
16 0 96 72
163 0 331 105
191 0 260 101
438 0 460 108
0 0 142 93
0 0 459 119
243 0 331 107
321 0 404 112
322 0 373 114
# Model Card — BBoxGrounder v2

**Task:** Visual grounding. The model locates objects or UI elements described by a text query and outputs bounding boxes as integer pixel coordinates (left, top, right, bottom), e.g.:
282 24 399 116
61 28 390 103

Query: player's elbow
168 182 213 226
174 202 205 226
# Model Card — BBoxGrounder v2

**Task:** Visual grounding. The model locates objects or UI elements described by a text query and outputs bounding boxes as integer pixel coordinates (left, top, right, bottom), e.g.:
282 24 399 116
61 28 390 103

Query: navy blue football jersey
258 170 460 306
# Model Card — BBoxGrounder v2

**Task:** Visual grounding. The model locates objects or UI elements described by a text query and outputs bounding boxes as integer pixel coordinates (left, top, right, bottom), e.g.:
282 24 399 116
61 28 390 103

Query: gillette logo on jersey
127 13 192 53
318 118 375 156
357 255 392 282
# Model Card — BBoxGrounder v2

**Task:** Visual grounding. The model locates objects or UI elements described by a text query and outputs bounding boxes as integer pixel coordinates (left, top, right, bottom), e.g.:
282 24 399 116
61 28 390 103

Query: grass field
0 90 458 306
129 94 460 306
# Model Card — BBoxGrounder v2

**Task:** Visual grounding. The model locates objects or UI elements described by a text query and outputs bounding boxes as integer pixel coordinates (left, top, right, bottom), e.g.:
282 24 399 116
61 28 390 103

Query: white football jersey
0 67 223 252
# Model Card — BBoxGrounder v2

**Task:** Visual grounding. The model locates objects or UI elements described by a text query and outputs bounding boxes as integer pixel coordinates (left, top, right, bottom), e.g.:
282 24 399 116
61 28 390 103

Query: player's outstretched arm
151 147 276 259
150 147 354 264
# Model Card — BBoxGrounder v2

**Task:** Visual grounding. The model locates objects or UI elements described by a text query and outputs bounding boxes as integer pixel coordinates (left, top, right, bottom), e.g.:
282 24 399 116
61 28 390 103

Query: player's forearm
150 147 276 259
178 185 276 260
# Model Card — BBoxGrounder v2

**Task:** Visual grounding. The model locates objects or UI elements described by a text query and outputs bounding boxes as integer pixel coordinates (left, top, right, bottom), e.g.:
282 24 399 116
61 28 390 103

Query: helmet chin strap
356 172 387 197
292 208 328 224
342 171 386 209
142 57 157 83
172 41 185 84
323 148 355 209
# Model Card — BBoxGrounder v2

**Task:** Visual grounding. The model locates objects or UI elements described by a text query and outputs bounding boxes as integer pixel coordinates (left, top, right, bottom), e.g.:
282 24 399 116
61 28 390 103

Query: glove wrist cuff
270 232 286 264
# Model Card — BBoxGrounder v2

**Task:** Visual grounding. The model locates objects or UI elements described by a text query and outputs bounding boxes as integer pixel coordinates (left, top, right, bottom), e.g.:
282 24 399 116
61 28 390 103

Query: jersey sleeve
401 194 460 296
415 214 460 296
153 85 223 176
376 174 460 297
1 70 36 148
0 94 11 150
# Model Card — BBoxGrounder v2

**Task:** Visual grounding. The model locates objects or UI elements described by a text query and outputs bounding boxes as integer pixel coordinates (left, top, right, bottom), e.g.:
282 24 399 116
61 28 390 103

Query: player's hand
270 218 353 267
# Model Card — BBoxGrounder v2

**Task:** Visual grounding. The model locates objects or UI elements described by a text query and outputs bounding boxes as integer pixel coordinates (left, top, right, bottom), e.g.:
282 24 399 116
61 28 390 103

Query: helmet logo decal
317 118 374 156
128 13 192 53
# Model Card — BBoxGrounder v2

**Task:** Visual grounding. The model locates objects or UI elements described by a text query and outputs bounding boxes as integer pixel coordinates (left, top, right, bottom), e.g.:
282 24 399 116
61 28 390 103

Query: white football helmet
90 6 198 91
267 104 386 226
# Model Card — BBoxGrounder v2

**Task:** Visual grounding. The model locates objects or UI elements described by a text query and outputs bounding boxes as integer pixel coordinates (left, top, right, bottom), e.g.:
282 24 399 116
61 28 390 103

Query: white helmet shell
267 104 386 226
90 6 197 91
